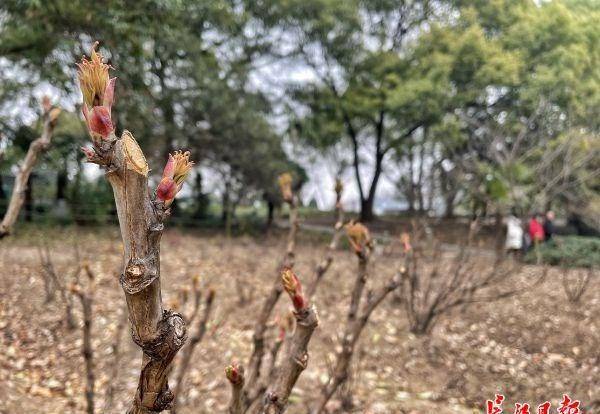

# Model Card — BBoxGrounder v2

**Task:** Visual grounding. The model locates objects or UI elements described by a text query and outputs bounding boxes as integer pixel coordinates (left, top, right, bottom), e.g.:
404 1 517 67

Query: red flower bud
281 267 307 311
83 105 114 138
78 43 116 140
225 363 244 385
156 151 194 206
156 177 178 205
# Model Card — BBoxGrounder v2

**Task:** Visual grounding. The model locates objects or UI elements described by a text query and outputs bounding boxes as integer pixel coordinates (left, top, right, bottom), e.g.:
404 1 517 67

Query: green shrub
525 236 600 268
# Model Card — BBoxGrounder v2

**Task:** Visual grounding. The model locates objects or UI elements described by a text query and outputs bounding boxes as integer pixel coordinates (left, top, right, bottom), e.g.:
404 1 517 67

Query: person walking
543 210 556 242
528 213 545 245
504 212 523 255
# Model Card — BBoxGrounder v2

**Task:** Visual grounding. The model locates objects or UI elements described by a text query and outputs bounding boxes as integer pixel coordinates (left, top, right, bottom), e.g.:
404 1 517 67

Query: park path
276 218 499 258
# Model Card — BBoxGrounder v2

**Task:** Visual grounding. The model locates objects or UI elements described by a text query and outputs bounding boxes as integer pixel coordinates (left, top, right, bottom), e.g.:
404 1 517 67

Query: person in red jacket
528 214 545 244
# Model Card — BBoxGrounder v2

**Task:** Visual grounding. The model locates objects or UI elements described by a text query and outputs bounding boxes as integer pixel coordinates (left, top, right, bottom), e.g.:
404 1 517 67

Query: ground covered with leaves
0 227 598 413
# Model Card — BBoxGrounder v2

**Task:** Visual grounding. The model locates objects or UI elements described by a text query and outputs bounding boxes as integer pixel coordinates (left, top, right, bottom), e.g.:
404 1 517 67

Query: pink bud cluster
156 151 194 206
77 42 115 141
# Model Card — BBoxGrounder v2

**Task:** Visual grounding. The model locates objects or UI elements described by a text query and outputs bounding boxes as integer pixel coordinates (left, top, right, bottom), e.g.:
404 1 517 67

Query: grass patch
524 236 600 268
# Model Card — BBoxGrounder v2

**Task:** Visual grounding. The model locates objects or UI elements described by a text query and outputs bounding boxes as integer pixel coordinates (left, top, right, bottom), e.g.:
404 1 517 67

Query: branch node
121 256 159 294
132 310 187 359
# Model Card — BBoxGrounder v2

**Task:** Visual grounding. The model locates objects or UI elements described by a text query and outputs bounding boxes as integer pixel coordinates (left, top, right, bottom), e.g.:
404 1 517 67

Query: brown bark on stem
0 107 59 238
245 197 299 400
171 290 215 413
89 131 186 413
256 305 319 414
245 330 287 412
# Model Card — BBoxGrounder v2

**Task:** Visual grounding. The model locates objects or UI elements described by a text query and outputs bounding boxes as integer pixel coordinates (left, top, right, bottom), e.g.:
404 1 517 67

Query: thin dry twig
103 308 129 413
245 180 300 403
562 268 593 303
71 265 96 414
171 289 216 413
311 222 403 414
306 179 345 299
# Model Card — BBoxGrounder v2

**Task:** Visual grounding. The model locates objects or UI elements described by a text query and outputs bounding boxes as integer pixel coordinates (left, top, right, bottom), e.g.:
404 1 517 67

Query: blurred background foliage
0 0 598 233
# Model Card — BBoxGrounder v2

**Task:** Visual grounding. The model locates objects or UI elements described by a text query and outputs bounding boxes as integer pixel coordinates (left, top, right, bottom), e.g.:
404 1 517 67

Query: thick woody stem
256 306 319 414
171 290 215 413
97 133 186 413
245 197 299 396
306 199 344 299
248 270 318 414
311 265 402 414
0 108 59 238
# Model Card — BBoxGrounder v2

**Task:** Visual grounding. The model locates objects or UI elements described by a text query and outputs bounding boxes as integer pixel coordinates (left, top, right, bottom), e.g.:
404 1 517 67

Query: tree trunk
0 174 6 213
417 139 425 213
439 164 457 218
444 192 456 218
426 143 436 212
56 168 68 201
359 112 386 222
266 200 275 231
193 172 208 219
407 145 415 213
360 151 384 222
222 183 231 223
0 107 58 237
359 198 374 222
494 211 504 256
24 178 33 222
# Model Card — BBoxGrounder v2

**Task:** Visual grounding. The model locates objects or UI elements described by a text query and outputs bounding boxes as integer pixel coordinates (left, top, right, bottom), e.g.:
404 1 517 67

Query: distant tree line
0 0 598 226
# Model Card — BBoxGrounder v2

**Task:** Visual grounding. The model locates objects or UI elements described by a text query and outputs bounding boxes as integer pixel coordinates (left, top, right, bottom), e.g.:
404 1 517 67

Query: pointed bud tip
281 268 307 311
225 364 244 385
